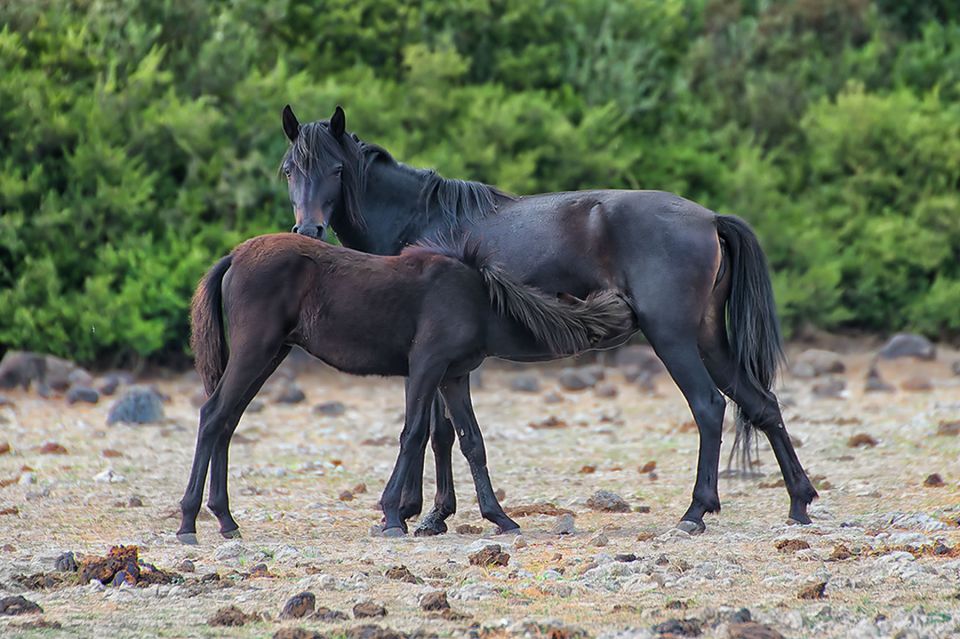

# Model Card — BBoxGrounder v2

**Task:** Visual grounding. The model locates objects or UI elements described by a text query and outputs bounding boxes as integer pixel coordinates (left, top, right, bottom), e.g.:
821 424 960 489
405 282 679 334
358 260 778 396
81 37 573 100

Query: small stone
775 539 811 553
553 514 576 535
39 442 68 455
0 595 43 615
847 433 878 448
579 465 596 474
797 581 827 600
94 468 126 483
543 391 564 404
652 618 702 636
384 565 417 583
102 448 123 458
513 535 527 549
273 629 324 639
953 361 960 375
107 386 164 425
864 365 895 393
937 420 960 437
509 375 540 393
923 473 945 487
558 367 597 391
828 545 852 561
728 621 785 639
468 544 510 567
313 606 349 622
586 489 631 513
419 590 450 611
275 382 305 404
495 487 506 501
639 461 656 473
812 378 845 399
901 375 933 392
792 349 845 377
127 495 144 507
281 592 316 619
455 523 483 535
878 333 935 360
313 401 346 416
177 559 195 573
67 385 99 404
353 601 387 618
0 442 9 455
55 551 78 572
594 381 618 398
339 490 355 501
208 605 257 627
214 541 246 561
590 532 609 547
614 345 665 376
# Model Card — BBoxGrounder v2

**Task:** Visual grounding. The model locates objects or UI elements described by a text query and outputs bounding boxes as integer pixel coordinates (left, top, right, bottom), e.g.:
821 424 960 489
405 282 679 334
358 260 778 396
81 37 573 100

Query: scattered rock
900 375 933 392
792 349 845 378
97 373 130 396
67 385 99 404
79 545 140 585
384 565 417 583
419 591 450 611
339 490 355 501
314 401 346 416
775 539 811 553
847 433 878 448
246 399 265 413
127 495 144 507
828 545 852 561
728 621 785 639
455 524 483 535
639 461 657 473
878 333 935 360
313 606 349 622
586 489 630 513
953 361 960 376
275 381 306 404
811 378 845 399
797 581 827 600
864 365 895 393
590 532 609 547
509 375 540 393
55 551 78 572
0 595 43 615
102 448 123 458
614 345 665 377
594 382 618 398
579 465 596 474
177 559 195 573
281 591 316 619
543 391 564 404
937 420 960 436
468 544 510 567
209 605 258 627
273 629 324 639
652 618 702 636
529 416 569 429
558 367 599 391
353 601 387 618
0 442 9 455
923 473 945 487
553 514 576 535
107 386 165 424
344 625 407 639
93 468 126 483
0 352 81 391
0 506 18 516
39 442 68 455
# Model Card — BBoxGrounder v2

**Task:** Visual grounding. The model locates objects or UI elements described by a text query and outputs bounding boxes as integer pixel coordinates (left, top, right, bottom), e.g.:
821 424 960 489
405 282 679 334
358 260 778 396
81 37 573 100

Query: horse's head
281 104 356 241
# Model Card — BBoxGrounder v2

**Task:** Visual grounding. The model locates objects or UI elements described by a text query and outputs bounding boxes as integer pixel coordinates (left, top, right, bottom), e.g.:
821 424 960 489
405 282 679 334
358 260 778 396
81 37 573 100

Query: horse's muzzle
292 224 325 240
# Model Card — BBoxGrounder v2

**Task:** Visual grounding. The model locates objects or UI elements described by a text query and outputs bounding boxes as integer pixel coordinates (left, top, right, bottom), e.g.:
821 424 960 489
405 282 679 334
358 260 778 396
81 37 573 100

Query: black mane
283 120 512 230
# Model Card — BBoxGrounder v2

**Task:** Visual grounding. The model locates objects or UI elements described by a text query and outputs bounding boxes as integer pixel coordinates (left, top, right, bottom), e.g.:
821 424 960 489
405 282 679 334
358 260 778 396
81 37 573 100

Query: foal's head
281 105 365 240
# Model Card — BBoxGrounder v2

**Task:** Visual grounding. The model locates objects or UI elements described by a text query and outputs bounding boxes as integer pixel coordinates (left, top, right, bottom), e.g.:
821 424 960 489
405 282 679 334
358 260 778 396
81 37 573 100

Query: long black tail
190 255 233 396
420 238 635 354
714 215 785 470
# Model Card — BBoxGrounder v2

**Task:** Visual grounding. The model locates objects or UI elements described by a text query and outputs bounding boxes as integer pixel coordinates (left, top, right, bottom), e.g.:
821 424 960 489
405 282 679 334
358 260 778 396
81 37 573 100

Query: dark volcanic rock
728 621 785 639
419 590 450 611
281 591 316 619
275 381 306 404
586 489 631 513
864 365 895 393
313 401 346 416
107 386 165 424
67 385 99 404
54 551 78 572
0 595 43 615
879 333 935 360
557 367 597 391
652 617 702 636
353 601 387 618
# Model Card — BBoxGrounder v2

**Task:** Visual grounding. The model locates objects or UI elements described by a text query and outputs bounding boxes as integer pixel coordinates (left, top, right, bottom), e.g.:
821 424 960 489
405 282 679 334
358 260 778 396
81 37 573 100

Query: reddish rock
468 544 510 567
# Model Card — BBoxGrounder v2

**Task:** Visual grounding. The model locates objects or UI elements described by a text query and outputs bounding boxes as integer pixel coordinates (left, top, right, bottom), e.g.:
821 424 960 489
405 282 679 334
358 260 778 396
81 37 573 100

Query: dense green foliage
1 0 958 365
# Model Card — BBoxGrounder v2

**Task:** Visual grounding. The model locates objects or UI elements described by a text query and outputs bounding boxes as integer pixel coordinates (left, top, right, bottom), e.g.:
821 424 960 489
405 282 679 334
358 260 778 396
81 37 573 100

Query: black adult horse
280 105 817 535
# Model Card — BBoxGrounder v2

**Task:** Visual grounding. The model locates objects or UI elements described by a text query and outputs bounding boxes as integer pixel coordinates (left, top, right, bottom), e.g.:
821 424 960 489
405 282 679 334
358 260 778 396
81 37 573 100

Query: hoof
676 519 706 535
413 525 443 537
176 532 199 545
495 523 521 535
382 527 407 538
220 528 242 539
786 516 812 526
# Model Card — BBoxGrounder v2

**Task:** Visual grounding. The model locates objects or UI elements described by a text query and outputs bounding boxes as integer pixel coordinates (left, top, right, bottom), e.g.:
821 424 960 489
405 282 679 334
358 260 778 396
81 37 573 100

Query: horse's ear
282 104 300 142
330 105 346 139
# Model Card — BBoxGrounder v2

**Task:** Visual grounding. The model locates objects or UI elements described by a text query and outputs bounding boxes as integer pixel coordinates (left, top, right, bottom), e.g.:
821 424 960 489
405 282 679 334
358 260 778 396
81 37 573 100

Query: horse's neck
336 160 450 255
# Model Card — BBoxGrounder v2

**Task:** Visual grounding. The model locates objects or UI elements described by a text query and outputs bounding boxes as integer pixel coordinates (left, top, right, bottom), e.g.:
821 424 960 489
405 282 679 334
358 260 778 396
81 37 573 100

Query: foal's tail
190 254 233 396
457 241 635 354
714 215 785 469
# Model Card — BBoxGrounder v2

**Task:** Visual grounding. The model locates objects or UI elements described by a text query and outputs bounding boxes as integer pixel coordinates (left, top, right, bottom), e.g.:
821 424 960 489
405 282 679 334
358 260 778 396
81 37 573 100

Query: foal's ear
282 104 300 142
330 105 346 139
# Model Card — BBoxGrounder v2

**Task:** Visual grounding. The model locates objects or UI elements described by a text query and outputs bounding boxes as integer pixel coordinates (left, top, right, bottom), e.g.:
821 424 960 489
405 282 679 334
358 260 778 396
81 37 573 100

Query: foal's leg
414 399 458 536
439 375 519 534
207 346 291 538
397 379 428 522
379 357 447 536
177 331 285 544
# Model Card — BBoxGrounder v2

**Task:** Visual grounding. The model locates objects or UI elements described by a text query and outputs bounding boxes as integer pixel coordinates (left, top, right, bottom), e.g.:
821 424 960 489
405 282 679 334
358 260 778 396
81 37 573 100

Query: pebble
313 401 346 416
901 376 933 392
590 532 609 547
509 375 541 393
93 468 126 483
594 382 618 398
451 583 497 601
812 378 846 399
553 514 576 535
281 592 316 619
107 386 165 424
352 601 387 618
792 349 845 377
213 540 247 561
878 333 935 360
419 591 450 611
67 385 100 404
558 367 600 391
586 489 631 512
275 382 306 404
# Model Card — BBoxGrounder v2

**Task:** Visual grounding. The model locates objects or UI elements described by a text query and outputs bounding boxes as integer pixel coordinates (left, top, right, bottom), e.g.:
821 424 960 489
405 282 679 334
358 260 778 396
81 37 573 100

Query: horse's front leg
414 397 458 536
379 360 446 536
397 379 428 523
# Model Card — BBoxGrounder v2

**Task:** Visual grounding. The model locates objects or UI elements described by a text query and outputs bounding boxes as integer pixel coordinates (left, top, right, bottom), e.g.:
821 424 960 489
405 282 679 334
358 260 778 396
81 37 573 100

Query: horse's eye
284 167 292 179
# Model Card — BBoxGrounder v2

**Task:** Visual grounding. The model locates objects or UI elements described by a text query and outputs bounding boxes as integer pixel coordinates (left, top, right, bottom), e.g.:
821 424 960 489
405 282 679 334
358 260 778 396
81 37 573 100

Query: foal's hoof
382 527 407 538
786 516 812 526
414 522 447 537
495 522 521 535
220 528 242 539
676 519 706 535
176 532 199 546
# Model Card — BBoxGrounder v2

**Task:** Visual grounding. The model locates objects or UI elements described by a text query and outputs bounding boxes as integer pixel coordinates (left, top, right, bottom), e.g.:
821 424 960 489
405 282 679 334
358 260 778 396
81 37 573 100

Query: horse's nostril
291 225 299 233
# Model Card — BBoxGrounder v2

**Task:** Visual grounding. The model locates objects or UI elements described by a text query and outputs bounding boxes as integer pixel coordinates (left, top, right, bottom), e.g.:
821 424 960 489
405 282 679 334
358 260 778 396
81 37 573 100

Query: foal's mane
283 120 513 230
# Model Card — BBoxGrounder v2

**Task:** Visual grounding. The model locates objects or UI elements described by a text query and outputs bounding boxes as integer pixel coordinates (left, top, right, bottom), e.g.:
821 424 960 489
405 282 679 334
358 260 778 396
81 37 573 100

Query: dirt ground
1 344 959 639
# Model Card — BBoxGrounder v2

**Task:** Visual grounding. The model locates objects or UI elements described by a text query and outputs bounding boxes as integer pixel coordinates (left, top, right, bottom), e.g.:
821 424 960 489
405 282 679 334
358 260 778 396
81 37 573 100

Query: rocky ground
1 336 959 639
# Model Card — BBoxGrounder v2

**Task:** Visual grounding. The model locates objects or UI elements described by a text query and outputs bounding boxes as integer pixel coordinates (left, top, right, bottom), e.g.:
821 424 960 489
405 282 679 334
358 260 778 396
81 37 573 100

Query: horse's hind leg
207 345 291 538
415 398 458 537
439 375 518 534
699 316 817 524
